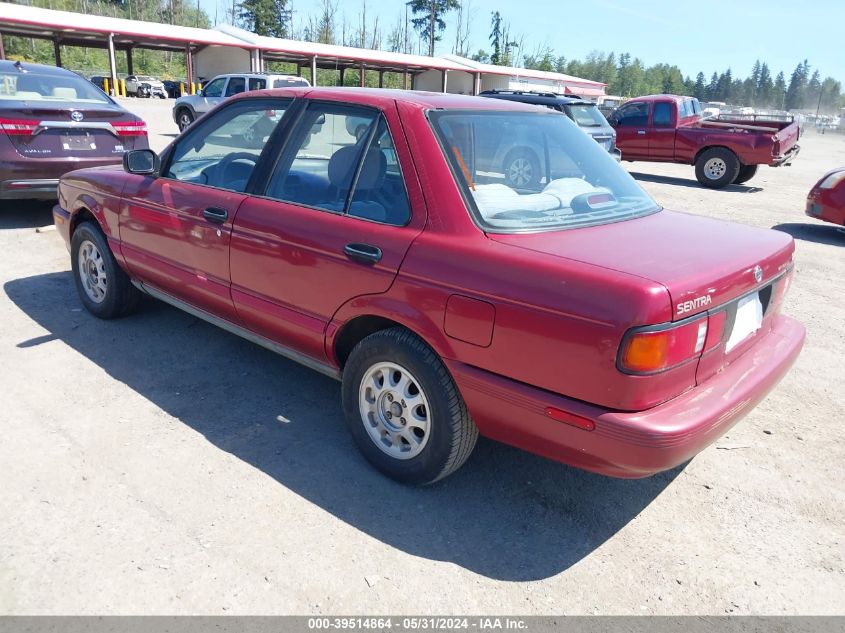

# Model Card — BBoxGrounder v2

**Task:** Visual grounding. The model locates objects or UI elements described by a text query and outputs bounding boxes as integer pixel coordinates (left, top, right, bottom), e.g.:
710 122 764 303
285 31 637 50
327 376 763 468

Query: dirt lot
0 98 843 615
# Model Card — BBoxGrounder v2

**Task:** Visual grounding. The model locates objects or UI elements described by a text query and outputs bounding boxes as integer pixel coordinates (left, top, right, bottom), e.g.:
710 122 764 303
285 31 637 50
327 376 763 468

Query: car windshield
136 76 156 81
565 103 607 127
430 110 659 232
0 71 111 103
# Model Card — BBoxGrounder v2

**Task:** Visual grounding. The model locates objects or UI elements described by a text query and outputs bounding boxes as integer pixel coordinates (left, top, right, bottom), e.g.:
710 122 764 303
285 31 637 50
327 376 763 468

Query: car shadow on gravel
630 172 763 193
0 201 55 229
5 271 683 582
772 222 845 246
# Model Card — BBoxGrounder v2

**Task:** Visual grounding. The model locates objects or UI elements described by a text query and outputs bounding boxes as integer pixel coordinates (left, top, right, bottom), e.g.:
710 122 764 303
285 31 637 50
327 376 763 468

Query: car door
196 76 226 114
119 97 293 322
611 101 650 160
224 76 246 99
229 100 426 363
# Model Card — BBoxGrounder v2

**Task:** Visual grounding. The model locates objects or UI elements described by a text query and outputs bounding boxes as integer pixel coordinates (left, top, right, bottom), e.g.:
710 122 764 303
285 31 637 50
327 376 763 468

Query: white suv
172 73 310 131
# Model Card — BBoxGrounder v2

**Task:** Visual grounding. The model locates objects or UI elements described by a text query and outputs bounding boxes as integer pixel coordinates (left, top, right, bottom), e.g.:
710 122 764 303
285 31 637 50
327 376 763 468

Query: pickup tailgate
772 120 800 160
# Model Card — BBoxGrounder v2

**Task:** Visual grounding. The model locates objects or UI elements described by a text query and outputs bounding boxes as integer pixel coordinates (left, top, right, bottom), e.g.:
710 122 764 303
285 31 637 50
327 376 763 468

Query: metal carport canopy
0 2 254 94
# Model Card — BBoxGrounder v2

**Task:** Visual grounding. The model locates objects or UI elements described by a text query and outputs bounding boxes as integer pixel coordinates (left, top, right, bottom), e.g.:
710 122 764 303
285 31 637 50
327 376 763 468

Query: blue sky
201 0 845 85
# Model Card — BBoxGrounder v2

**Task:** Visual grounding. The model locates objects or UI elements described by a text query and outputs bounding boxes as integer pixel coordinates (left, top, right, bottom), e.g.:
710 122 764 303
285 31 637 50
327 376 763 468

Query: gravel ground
0 98 843 615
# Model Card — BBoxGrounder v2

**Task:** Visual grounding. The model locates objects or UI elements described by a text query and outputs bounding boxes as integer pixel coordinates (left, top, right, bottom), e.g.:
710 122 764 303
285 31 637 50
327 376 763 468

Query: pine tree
238 0 291 37
406 0 460 57
693 72 706 100
784 60 809 110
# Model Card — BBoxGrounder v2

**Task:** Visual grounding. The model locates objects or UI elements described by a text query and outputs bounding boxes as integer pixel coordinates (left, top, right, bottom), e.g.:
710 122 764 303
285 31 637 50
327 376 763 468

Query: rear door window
248 78 266 91
653 102 673 127
225 77 246 97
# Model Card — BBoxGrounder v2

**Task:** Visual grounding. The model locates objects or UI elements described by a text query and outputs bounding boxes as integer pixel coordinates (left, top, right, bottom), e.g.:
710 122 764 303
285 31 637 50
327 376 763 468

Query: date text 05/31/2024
307 618 528 630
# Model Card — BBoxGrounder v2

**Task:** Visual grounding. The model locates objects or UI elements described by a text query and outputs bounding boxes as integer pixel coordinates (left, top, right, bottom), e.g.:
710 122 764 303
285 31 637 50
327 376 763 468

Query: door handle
344 243 382 264
637 130 646 135
203 207 228 224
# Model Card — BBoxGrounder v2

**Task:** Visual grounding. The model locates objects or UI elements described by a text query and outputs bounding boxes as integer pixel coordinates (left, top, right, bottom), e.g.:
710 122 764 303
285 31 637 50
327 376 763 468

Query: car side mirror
123 149 159 176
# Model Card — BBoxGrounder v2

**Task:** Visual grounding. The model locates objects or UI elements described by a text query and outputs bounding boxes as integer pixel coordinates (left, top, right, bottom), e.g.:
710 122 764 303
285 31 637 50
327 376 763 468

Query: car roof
627 94 693 103
233 87 548 112
0 60 78 77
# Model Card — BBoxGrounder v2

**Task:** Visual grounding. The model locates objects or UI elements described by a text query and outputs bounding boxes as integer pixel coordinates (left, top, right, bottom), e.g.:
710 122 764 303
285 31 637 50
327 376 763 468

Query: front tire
71 221 140 319
695 147 740 189
176 108 194 132
342 328 478 485
733 164 758 184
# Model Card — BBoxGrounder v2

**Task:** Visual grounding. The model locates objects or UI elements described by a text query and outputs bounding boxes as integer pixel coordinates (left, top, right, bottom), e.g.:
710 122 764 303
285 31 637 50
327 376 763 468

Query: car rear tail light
619 316 710 374
112 121 148 137
0 118 39 135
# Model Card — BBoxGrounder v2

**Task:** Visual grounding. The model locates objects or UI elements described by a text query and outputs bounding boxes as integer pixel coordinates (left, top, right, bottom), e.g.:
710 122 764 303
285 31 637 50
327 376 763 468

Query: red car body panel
806 168 845 226
613 94 800 167
54 88 805 478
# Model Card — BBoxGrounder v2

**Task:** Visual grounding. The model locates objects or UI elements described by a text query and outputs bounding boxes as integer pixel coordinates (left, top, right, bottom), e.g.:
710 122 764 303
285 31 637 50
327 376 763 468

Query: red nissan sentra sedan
806 167 845 227
53 88 805 485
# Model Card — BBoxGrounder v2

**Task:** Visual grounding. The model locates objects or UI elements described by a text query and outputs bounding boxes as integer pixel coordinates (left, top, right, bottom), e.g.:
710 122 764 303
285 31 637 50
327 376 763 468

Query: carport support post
402 69 408 90
359 63 366 87
378 70 384 88
126 48 134 76
310 56 317 86
441 69 448 93
53 39 62 67
107 33 118 97
0 33 5 61
339 67 345 86
473 72 481 96
185 44 194 89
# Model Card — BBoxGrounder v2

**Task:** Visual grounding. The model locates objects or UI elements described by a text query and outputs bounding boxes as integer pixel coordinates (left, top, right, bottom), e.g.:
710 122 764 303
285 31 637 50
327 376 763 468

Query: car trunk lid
0 102 146 158
490 210 795 383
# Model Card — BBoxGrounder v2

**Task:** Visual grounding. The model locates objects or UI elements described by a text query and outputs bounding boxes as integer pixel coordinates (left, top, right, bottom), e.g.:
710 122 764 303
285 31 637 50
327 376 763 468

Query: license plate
61 134 96 151
725 292 763 352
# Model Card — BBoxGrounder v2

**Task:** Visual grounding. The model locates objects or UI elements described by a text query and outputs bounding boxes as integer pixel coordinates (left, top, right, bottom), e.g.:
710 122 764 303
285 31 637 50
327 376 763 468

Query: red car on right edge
806 168 845 227
54 89 805 485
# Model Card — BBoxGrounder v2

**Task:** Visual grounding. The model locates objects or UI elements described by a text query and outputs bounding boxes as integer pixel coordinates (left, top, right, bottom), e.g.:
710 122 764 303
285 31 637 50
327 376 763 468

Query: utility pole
428 0 435 57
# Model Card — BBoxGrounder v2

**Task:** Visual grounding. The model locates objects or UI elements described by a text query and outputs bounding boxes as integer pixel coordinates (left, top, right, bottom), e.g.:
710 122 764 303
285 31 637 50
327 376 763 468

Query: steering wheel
212 152 259 190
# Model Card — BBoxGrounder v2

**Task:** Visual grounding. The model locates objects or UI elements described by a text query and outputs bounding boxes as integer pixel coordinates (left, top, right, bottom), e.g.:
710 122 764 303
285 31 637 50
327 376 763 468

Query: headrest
328 146 386 191
52 87 77 99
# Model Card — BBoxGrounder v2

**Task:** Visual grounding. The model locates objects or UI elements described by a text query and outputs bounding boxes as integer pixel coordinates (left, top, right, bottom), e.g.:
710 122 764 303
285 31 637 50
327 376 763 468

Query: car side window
225 77 246 97
264 105 411 225
248 78 266 91
616 102 649 127
653 102 672 127
203 77 225 98
164 98 291 193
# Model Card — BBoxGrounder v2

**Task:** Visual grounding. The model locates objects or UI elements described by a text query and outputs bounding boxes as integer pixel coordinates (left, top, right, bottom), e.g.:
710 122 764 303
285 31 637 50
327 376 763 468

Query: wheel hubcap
359 362 431 460
704 157 727 180
507 158 533 187
77 240 107 304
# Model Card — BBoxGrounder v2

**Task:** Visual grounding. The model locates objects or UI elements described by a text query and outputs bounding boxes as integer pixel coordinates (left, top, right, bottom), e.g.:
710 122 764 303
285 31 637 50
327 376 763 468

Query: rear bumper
806 193 845 226
449 313 805 478
772 144 800 166
0 178 59 200
0 156 123 199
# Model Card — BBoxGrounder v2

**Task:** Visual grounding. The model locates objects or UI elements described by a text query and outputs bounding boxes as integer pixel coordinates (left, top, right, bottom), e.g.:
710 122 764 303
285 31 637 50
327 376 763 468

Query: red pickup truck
610 95 801 188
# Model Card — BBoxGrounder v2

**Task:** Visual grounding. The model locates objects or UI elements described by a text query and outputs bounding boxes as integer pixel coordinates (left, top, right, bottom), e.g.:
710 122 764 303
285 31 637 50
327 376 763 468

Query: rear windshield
565 103 608 127
272 77 310 88
0 71 111 103
430 110 659 232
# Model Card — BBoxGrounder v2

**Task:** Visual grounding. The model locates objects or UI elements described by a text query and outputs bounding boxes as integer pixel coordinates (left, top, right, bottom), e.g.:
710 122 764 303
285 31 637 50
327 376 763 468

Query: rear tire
341 328 478 485
695 147 740 189
733 164 758 184
71 221 140 319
